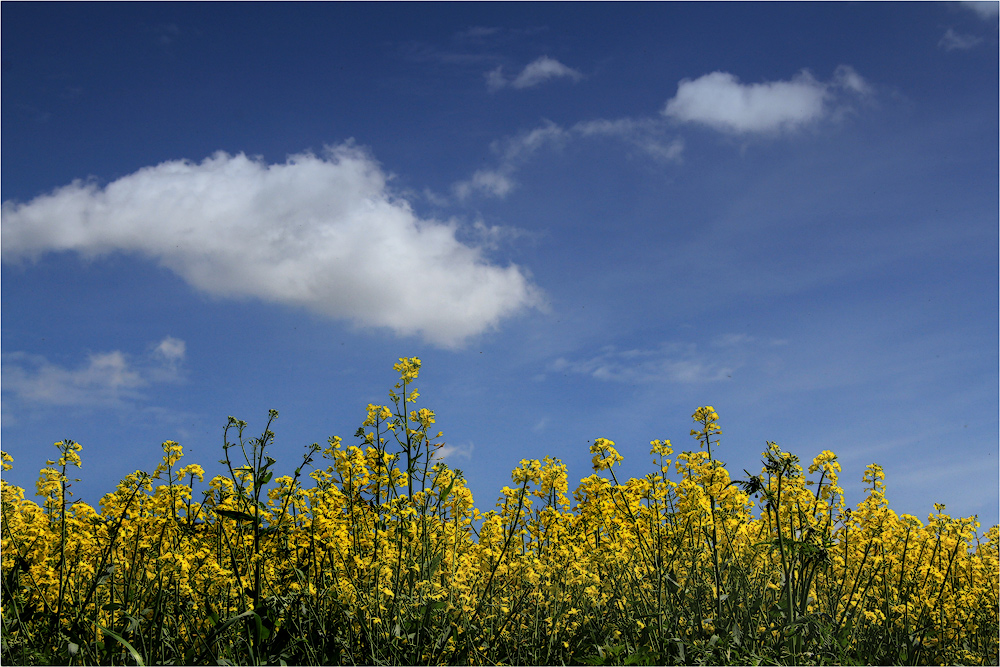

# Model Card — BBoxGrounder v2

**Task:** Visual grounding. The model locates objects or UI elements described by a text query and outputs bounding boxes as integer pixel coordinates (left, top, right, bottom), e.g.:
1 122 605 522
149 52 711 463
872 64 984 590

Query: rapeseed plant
1 359 997 665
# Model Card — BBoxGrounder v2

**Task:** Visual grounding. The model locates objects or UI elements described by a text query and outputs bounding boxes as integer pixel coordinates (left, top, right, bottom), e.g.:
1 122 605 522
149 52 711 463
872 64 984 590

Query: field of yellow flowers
2 357 997 665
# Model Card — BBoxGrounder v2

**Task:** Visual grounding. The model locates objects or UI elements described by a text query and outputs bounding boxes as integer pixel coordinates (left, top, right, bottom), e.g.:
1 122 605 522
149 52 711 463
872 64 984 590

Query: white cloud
513 56 584 88
1 145 543 348
2 336 184 407
663 66 870 134
939 28 984 51
487 56 583 92
153 336 186 363
960 1 999 19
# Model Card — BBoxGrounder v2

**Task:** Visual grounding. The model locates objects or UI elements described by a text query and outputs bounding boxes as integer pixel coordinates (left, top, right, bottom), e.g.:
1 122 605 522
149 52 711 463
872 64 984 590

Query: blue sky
3 2 998 530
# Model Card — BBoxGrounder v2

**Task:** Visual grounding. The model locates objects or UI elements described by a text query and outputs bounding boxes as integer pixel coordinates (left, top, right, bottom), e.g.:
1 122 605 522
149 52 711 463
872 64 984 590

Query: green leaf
438 478 456 502
252 611 271 643
216 509 258 522
98 624 145 666
124 613 142 634
185 609 256 663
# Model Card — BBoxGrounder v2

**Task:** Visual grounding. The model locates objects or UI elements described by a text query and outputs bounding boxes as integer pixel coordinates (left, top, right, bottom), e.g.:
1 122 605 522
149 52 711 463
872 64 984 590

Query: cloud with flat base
1 145 543 348
662 65 870 135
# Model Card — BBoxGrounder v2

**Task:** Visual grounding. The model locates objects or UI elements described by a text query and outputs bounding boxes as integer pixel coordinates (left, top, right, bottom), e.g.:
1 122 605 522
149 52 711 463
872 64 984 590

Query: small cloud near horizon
2 336 186 409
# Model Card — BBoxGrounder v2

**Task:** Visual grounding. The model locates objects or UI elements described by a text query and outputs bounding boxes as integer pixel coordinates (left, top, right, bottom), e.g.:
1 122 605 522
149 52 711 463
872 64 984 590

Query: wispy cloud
454 117 682 200
960 1 1000 20
454 169 517 199
532 417 550 433
891 459 999 518
398 40 497 67
436 441 474 461
154 23 182 46
1 145 543 348
552 342 734 385
401 26 549 69
453 26 502 43
662 66 871 134
454 25 547 45
465 219 536 251
549 335 789 385
454 121 569 198
573 118 685 162
487 56 583 92
939 28 984 51
2 336 185 408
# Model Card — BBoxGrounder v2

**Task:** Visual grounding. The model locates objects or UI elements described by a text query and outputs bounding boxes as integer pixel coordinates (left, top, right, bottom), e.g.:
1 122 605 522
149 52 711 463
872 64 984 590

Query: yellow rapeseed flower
590 438 623 471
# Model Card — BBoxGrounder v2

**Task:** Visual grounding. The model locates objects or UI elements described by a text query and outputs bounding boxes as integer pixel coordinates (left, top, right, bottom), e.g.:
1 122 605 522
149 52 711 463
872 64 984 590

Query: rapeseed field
2 358 997 665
